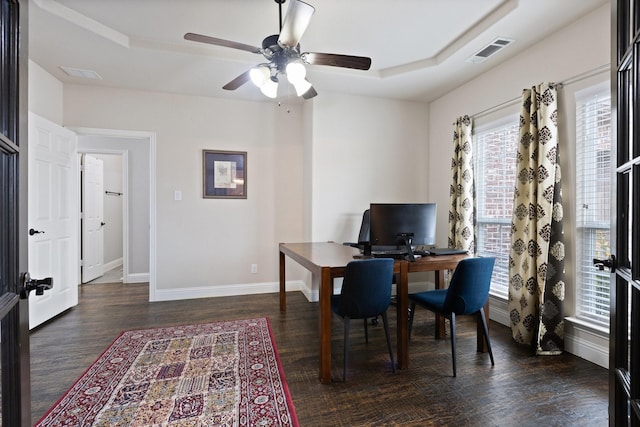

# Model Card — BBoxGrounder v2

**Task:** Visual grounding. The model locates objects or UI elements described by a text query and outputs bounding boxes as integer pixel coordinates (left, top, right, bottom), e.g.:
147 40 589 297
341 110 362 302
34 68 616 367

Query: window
474 118 519 297
575 88 611 326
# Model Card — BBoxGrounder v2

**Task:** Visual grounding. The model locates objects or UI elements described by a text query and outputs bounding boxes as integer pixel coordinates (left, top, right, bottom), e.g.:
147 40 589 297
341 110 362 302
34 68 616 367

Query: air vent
59 66 103 80
466 37 514 64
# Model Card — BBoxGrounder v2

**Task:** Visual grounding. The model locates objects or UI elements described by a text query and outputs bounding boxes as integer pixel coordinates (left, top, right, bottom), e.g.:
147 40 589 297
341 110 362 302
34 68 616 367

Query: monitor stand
398 233 416 262
360 241 372 256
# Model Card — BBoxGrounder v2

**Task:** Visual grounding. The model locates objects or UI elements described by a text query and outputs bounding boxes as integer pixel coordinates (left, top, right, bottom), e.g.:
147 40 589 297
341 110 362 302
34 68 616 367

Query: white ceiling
28 0 608 104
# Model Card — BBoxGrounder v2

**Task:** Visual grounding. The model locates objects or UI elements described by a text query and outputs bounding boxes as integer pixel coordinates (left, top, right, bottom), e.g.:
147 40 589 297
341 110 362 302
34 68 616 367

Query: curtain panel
508 83 565 355
448 115 475 253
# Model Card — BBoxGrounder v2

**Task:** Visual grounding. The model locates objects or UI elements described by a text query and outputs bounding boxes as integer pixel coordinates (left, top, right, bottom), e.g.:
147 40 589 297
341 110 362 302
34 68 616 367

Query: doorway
73 127 157 301
79 152 125 284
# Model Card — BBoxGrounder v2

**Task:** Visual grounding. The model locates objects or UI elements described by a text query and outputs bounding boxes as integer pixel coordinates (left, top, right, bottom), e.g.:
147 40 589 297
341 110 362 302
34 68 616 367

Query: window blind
474 119 519 297
575 90 611 326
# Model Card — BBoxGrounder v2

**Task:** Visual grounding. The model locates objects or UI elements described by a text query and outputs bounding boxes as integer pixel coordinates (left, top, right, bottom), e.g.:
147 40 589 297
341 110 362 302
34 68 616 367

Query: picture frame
202 149 247 199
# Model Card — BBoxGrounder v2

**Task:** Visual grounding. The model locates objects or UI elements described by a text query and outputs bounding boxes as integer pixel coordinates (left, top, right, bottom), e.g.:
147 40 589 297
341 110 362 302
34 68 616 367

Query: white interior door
28 112 79 329
81 154 105 283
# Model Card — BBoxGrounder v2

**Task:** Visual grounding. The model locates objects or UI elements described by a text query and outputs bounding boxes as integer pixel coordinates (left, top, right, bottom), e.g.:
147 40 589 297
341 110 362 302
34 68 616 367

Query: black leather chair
343 209 371 250
408 257 496 377
331 258 396 381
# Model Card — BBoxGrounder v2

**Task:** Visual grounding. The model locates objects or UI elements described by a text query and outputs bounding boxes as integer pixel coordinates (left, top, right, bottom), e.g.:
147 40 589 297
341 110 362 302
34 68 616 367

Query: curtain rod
472 64 610 120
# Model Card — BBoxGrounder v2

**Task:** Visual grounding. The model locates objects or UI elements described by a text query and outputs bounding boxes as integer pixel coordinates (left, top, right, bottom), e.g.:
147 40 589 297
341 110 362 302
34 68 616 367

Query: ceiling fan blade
184 32 261 54
302 86 317 100
277 0 315 48
302 52 371 70
222 70 252 90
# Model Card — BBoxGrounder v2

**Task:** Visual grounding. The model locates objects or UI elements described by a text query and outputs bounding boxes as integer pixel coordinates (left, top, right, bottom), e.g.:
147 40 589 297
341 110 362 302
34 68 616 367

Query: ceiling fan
184 0 371 100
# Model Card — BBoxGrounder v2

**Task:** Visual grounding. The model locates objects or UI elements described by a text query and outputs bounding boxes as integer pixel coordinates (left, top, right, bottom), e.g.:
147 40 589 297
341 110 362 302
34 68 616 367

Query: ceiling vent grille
59 66 103 80
466 37 514 64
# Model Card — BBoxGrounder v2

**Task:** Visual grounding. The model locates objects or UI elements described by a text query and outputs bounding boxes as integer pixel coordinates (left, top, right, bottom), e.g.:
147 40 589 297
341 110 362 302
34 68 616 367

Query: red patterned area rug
35 318 299 426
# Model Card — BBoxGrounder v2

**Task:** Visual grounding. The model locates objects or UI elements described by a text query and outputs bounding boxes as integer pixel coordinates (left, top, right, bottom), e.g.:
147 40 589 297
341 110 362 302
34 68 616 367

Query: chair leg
343 316 351 382
364 318 369 343
408 302 417 341
381 311 396 373
450 313 457 377
479 308 495 366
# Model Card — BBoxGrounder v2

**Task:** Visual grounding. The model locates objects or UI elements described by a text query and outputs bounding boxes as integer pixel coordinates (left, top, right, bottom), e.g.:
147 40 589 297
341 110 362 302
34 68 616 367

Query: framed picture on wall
202 150 247 199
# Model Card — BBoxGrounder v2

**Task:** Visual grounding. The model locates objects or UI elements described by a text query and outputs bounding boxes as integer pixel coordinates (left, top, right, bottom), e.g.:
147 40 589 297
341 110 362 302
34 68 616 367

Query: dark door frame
1 0 31 425
610 0 640 425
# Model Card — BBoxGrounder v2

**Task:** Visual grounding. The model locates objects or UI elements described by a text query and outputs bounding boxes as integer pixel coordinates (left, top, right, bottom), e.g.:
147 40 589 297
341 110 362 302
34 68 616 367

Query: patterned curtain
448 115 475 253
508 83 565 355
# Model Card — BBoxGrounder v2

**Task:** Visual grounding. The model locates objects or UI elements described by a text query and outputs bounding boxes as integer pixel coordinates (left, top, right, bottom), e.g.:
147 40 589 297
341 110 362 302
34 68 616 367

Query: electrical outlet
251 264 258 274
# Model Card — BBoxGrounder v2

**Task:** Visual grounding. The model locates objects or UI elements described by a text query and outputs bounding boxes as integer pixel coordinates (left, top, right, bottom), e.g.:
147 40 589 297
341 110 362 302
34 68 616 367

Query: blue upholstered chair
343 209 398 326
331 258 396 381
408 257 495 377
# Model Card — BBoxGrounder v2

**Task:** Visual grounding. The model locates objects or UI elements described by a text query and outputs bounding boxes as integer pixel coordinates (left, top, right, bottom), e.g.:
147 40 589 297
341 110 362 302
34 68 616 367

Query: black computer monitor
369 203 437 259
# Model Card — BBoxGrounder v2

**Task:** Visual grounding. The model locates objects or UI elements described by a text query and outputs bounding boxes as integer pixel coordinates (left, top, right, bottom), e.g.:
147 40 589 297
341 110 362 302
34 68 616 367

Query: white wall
59 84 432 300
293 93 431 298
28 60 63 124
309 93 430 244
64 86 306 299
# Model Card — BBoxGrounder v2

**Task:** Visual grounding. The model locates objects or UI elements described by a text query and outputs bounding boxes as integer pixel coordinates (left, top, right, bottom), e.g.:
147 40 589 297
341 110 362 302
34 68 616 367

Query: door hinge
80 259 84 267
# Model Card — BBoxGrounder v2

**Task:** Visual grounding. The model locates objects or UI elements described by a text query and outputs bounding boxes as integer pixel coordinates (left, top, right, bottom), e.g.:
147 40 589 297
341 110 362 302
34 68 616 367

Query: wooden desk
279 242 476 384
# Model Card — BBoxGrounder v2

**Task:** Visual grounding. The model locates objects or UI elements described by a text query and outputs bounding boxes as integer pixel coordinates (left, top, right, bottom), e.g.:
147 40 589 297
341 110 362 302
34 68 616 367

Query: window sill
565 316 609 336
488 290 508 301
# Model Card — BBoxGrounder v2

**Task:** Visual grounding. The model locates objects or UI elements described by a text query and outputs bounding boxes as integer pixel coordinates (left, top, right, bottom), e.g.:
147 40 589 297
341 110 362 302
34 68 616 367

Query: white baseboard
103 258 123 272
564 318 609 368
488 295 609 368
152 280 304 302
488 294 510 327
299 280 316 303
126 272 150 283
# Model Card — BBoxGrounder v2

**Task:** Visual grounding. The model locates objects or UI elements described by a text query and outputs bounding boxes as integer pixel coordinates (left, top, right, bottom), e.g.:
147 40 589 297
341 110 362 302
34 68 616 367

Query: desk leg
279 251 286 312
396 262 409 369
434 269 446 339
319 267 332 384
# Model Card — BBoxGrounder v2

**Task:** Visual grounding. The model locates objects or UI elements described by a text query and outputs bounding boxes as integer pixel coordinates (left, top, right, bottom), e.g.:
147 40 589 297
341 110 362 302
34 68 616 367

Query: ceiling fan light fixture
260 79 279 98
286 61 306 84
293 78 313 96
249 66 270 87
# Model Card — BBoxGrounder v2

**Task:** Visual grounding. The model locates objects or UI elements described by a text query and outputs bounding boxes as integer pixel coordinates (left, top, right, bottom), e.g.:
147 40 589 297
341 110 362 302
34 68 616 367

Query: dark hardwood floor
30 282 608 426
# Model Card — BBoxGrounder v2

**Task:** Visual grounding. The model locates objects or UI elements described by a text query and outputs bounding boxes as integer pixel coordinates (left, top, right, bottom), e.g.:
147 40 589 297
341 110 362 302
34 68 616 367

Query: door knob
593 255 616 273
100 222 106 227
19 272 53 299
29 228 44 236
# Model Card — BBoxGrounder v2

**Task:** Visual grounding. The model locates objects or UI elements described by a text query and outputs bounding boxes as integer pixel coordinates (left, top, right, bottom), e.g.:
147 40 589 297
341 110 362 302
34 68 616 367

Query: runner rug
35 317 299 426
